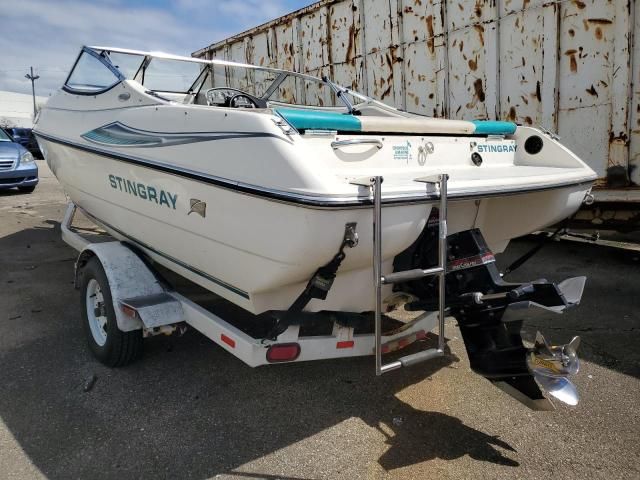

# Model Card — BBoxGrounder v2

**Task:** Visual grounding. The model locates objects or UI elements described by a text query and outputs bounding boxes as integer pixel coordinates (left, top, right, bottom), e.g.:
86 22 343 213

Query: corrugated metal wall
193 0 638 189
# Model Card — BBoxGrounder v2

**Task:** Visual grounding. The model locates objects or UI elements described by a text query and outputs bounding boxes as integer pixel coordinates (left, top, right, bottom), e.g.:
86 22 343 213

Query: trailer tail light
266 343 301 363
221 334 236 348
336 340 354 349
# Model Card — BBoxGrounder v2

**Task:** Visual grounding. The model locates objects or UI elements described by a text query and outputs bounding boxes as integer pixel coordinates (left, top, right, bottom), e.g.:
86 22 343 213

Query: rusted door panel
558 0 619 183
362 0 403 106
300 7 333 105
249 32 280 97
630 0 640 186
559 105 612 179
274 22 300 102
299 9 330 72
403 40 445 117
445 0 497 120
251 31 276 68
607 0 633 186
227 42 250 91
326 0 364 97
446 26 489 119
274 22 298 72
499 8 544 126
400 0 446 117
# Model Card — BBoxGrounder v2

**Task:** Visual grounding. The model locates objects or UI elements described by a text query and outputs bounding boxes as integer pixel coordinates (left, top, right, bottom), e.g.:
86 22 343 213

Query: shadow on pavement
0 188 37 197
0 223 520 479
378 409 518 469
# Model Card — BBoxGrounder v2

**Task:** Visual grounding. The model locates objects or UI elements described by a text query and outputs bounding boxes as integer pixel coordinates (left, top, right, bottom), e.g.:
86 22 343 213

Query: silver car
0 128 38 193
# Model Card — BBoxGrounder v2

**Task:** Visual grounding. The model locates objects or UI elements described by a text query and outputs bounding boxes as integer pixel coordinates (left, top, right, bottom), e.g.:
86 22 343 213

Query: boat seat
274 108 516 136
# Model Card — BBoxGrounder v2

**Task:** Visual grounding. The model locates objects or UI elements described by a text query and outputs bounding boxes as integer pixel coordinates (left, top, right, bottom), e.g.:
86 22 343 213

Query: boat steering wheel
228 93 259 109
205 87 265 108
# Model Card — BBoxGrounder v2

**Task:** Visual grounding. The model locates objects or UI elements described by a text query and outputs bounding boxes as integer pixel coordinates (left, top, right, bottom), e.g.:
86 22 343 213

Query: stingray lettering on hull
477 144 517 153
108 174 177 209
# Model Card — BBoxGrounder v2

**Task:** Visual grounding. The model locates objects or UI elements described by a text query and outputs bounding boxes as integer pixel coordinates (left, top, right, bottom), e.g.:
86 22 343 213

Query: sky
0 0 311 97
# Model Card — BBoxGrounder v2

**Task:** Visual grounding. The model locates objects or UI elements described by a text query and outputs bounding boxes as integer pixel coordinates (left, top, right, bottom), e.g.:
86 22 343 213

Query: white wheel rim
86 278 108 346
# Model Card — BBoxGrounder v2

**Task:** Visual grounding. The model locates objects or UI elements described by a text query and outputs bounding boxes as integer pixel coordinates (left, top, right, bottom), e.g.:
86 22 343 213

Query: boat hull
40 136 591 314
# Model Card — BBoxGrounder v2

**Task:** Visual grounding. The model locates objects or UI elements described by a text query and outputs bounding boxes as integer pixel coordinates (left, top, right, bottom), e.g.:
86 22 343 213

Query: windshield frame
72 45 393 113
63 47 126 95
0 128 14 142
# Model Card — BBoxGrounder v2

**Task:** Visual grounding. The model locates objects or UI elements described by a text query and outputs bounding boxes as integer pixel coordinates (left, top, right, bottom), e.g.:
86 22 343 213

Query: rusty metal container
193 0 639 228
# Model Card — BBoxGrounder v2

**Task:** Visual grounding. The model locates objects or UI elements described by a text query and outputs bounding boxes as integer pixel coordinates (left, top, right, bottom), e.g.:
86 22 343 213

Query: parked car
0 128 38 193
8 127 42 158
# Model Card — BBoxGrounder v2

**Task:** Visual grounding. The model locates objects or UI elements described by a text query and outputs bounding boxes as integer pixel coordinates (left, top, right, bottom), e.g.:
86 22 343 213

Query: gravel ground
0 162 638 480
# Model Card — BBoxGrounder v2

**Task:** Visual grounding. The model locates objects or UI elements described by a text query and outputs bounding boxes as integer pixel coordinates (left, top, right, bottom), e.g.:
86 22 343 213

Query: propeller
527 332 581 406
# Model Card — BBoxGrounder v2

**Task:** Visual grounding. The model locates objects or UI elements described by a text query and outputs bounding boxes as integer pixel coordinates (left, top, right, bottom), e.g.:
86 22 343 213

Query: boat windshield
65 46 387 111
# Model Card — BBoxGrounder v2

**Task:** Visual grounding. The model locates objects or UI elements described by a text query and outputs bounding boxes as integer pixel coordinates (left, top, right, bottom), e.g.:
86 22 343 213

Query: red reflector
336 340 354 349
415 330 427 340
381 344 390 354
266 343 301 363
120 304 137 319
221 334 236 348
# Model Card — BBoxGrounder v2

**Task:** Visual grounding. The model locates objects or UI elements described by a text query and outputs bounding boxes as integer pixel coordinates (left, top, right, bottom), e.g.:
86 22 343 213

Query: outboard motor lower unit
395 225 584 410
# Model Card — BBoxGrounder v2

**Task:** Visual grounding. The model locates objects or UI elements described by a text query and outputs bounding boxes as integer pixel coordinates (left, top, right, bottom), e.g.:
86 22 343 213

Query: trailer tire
79 257 143 367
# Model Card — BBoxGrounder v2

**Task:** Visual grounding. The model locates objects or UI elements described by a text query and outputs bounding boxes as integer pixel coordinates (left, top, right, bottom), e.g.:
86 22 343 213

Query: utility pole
25 67 40 119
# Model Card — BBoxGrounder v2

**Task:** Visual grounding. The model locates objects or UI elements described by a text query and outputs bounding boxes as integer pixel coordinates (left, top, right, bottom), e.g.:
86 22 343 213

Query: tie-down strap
265 223 358 340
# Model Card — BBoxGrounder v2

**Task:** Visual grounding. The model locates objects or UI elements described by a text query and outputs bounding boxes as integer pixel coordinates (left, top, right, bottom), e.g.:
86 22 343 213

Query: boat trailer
61 203 439 368
61 173 584 410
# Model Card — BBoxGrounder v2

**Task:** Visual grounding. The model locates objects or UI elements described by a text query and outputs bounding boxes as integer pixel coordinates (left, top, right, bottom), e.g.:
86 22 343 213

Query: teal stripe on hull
275 108 362 132
472 120 517 135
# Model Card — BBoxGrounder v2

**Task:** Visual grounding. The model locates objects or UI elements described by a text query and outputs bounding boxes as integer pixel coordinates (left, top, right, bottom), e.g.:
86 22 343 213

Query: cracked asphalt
0 162 639 479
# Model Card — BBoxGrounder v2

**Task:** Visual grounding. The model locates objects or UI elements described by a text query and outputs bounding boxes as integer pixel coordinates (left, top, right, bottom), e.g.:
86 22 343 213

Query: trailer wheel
79 257 142 367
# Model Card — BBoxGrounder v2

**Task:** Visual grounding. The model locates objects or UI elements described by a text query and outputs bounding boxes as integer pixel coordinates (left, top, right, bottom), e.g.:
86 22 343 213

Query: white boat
35 46 597 409
35 46 596 315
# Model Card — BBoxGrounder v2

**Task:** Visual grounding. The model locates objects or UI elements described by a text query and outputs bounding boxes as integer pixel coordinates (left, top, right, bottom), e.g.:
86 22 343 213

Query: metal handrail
331 139 383 150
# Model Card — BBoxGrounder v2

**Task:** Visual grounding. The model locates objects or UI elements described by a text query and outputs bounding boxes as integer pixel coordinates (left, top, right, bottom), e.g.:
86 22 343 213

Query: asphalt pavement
0 162 638 479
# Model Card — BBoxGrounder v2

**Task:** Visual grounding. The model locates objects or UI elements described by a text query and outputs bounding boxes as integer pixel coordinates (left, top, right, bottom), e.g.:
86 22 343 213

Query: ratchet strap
265 223 358 340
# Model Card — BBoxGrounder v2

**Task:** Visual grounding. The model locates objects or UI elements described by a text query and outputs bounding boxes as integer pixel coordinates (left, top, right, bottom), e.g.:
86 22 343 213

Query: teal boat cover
471 120 517 135
275 108 362 131
275 108 517 136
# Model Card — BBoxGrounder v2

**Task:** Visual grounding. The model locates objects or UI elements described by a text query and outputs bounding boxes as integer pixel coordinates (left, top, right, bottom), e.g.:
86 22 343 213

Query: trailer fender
75 242 166 332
